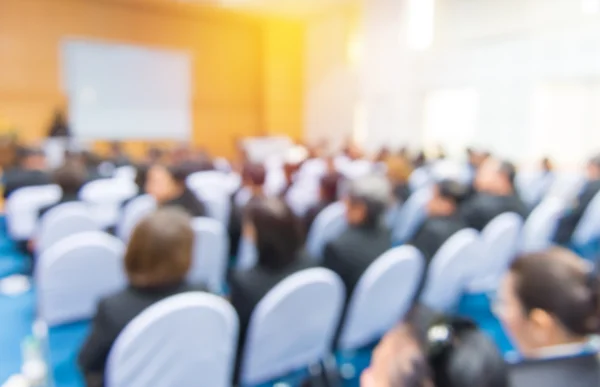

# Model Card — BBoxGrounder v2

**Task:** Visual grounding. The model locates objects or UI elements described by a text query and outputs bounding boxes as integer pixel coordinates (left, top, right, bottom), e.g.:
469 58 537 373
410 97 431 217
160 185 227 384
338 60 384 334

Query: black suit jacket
554 180 600 245
409 214 467 264
163 188 207 218
78 282 207 387
393 183 411 204
3 168 51 199
37 194 80 219
323 224 391 298
510 353 600 387
460 193 528 231
303 200 334 235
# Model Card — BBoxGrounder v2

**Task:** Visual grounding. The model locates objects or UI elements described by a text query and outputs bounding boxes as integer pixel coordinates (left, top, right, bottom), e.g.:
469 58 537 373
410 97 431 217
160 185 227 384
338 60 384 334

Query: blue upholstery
0 290 35 384
48 322 90 387
0 216 28 279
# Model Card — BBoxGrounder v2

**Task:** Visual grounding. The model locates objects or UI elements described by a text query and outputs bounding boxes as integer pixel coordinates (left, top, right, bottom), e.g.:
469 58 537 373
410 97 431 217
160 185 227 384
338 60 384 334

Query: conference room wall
0 0 304 159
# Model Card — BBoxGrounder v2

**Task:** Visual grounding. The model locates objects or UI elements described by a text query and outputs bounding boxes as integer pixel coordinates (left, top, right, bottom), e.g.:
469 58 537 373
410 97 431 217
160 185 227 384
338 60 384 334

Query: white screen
61 40 192 140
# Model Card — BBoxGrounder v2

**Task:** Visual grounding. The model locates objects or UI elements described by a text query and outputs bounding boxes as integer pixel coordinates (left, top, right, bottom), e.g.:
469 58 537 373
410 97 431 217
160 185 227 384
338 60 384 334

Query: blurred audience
38 160 88 218
461 158 528 231
3 146 50 199
108 142 130 167
79 208 206 387
304 172 341 233
386 155 413 204
498 249 600 386
541 157 554 174
553 155 600 245
413 151 427 169
145 164 206 217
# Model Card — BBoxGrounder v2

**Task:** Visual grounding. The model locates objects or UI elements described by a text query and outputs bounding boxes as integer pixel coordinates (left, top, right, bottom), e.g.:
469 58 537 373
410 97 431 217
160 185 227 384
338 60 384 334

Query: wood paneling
0 0 305 158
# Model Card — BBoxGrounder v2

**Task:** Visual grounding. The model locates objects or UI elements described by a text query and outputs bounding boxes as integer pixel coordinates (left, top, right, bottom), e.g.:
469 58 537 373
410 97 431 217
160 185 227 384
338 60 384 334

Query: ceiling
193 0 356 18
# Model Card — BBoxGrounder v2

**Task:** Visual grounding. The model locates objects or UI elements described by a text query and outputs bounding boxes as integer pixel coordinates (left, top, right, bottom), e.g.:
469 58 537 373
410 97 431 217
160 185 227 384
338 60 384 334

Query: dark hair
134 164 150 191
498 160 517 187
125 208 194 288
426 317 509 387
346 175 391 228
541 157 553 172
81 151 102 169
387 325 433 387
320 173 340 203
17 146 44 166
166 163 191 185
436 179 469 206
147 147 164 163
510 249 600 336
52 161 88 195
242 163 266 186
245 197 302 270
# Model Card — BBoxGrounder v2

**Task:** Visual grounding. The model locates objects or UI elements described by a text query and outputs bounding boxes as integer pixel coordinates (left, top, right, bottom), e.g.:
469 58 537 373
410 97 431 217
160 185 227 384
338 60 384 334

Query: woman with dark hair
145 163 206 217
78 208 207 387
497 248 600 386
303 172 341 233
229 197 314 377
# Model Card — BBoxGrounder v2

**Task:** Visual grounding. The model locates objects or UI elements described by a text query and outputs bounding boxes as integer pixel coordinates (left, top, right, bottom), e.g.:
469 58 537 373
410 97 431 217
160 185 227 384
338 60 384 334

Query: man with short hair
3 146 51 199
460 158 528 231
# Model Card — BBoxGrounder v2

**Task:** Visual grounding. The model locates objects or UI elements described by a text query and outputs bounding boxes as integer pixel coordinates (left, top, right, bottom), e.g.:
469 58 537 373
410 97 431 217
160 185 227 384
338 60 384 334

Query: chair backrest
392 187 432 244
36 202 100 254
5 184 61 240
79 178 138 228
187 171 233 197
338 245 425 351
117 195 157 241
36 232 126 326
521 198 565 253
106 292 238 387
572 190 600 247
408 167 432 192
467 212 523 293
113 165 137 180
306 201 347 259
240 268 345 386
285 179 320 216
190 217 229 293
194 190 231 226
420 229 479 312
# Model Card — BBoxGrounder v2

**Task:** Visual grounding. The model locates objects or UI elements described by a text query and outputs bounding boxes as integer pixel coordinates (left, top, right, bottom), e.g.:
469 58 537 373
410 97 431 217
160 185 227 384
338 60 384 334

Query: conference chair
419 228 479 312
107 292 239 387
306 201 347 260
285 179 320 216
113 165 136 181
571 190 600 261
392 187 432 244
36 202 99 255
339 160 373 180
336 246 424 383
516 170 554 208
190 217 229 294
520 198 564 253
79 178 138 229
239 268 345 387
187 170 236 197
5 184 61 241
116 194 157 241
35 232 126 386
408 167 432 193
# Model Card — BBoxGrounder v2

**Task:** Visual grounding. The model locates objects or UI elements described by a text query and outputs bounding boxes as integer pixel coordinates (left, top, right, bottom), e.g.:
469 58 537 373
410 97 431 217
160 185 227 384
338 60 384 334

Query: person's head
586 154 600 181
241 163 266 190
18 147 46 170
498 248 600 356
146 147 164 164
134 164 150 192
319 173 340 203
413 151 426 168
125 208 193 288
541 157 553 173
427 180 469 217
243 197 302 270
52 160 88 196
110 141 123 156
361 324 433 387
474 158 516 195
344 175 391 228
145 164 188 204
386 156 412 185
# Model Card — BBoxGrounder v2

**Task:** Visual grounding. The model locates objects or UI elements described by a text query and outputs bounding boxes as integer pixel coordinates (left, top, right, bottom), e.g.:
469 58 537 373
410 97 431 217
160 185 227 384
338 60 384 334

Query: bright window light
582 0 600 14
407 0 435 51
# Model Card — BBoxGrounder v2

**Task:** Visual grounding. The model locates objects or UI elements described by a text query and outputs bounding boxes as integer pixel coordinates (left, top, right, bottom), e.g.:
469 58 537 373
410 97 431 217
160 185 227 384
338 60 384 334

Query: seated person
3 146 51 199
386 155 412 204
38 160 88 219
78 208 206 387
408 179 469 264
108 141 131 167
303 172 341 233
145 163 206 217
461 158 528 231
323 175 391 298
229 197 313 377
361 314 508 387
553 155 600 245
497 248 600 387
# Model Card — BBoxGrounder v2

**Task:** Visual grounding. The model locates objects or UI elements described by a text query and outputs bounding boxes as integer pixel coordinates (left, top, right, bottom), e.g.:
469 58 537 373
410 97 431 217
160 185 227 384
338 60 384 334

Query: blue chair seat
335 341 379 387
48 321 90 387
242 367 310 387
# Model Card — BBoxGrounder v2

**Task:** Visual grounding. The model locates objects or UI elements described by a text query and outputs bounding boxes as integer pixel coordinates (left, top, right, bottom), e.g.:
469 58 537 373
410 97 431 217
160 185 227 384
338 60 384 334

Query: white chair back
79 178 138 228
187 171 233 196
117 195 157 241
285 179 320 216
36 232 126 326
107 292 238 387
113 165 136 180
338 245 424 351
467 212 523 293
420 229 479 312
306 201 347 259
392 187 432 243
572 190 600 247
521 198 565 253
240 268 345 386
5 185 61 240
190 217 229 293
36 202 99 254
408 167 432 192
195 191 231 226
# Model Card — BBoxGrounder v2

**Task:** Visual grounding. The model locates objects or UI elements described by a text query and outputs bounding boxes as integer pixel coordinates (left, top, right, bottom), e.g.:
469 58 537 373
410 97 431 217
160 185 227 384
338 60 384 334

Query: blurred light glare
407 0 435 50
582 0 600 14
